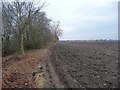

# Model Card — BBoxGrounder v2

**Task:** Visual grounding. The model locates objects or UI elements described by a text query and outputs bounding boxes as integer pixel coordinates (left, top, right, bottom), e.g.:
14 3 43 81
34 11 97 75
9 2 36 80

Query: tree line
2 0 62 56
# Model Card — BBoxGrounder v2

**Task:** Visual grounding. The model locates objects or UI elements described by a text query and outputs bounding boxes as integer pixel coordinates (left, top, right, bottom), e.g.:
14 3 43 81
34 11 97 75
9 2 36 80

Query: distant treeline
2 1 62 56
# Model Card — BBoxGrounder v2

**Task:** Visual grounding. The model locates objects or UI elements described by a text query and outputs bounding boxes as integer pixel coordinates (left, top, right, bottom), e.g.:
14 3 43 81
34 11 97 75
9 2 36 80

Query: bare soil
2 41 119 88
50 41 118 88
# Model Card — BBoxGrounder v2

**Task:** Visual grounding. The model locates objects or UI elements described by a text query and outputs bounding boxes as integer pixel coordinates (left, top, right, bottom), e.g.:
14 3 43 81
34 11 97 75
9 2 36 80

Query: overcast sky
12 0 118 40
42 0 118 40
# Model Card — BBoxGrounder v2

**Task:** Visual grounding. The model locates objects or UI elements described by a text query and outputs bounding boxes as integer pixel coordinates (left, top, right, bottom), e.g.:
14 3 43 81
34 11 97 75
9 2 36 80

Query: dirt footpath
2 49 55 88
50 41 118 88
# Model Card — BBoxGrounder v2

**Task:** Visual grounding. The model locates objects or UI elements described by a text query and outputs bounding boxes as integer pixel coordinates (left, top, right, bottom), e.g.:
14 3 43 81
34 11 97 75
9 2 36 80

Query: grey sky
43 0 118 40
10 0 118 40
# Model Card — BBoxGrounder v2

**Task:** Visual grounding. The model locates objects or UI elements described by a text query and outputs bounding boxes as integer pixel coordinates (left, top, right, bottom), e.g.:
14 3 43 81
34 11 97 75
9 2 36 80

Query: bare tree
2 0 46 55
50 21 62 42
2 0 63 56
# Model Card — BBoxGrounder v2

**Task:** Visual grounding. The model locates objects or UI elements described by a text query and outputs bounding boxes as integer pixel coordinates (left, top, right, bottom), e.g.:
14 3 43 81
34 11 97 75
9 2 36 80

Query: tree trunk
19 31 24 55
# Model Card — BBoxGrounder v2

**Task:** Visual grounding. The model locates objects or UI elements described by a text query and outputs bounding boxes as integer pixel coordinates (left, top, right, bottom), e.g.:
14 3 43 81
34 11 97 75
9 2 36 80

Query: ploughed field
50 41 118 88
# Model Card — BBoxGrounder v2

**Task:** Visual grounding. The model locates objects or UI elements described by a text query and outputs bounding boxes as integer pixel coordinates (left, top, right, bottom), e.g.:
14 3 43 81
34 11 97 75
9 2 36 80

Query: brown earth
2 49 55 88
50 41 119 88
2 41 119 88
